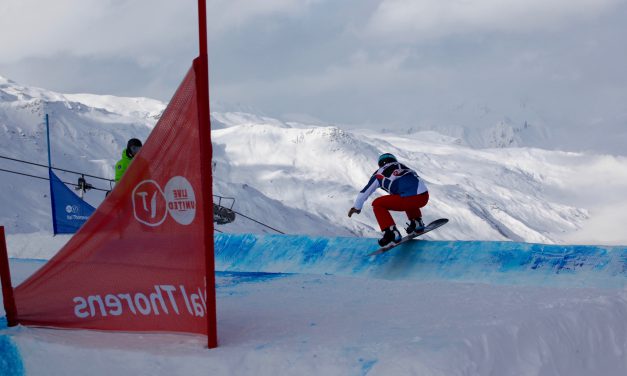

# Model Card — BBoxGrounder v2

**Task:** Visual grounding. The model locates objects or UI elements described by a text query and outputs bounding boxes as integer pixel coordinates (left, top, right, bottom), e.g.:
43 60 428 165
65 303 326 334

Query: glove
348 207 361 217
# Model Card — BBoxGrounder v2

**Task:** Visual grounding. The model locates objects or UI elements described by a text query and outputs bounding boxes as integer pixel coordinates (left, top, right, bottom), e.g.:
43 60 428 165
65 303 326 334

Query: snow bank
2 237 627 375
215 234 627 288
0 319 24 376
4 269 627 376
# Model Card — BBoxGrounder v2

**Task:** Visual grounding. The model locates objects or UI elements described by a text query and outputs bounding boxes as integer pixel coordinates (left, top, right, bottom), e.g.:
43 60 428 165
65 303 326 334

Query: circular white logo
164 176 196 225
65 205 79 214
132 180 168 227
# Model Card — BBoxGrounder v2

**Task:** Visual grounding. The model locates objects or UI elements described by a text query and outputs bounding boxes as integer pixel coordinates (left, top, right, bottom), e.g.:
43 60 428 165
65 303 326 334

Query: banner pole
0 226 18 327
197 0 218 349
198 0 208 57
46 114 59 235
46 114 52 168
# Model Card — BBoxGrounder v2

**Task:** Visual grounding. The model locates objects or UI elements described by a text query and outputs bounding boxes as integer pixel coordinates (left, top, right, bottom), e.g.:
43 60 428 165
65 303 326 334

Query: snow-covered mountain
2 75 627 245
378 99 554 151
384 119 551 150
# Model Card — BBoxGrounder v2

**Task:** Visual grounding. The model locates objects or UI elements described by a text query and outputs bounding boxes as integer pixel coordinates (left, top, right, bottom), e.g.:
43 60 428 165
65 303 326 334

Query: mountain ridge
1 75 626 245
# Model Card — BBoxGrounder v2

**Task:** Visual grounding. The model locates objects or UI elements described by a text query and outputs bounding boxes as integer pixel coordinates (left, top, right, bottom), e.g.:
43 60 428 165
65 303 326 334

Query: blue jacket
353 162 428 210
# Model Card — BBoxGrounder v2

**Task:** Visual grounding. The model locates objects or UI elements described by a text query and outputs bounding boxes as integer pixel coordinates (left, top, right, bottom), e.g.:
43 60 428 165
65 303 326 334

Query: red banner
13 60 216 338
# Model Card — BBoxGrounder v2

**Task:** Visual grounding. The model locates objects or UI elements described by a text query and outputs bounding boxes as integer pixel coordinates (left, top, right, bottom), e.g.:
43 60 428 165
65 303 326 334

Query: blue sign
49 169 95 234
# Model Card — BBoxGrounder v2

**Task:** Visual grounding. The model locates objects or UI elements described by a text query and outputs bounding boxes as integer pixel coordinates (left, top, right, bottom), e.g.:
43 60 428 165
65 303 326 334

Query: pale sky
1 0 627 152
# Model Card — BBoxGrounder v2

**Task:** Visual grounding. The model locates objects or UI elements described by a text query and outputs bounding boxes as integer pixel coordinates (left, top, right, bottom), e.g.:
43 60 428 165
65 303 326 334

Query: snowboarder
115 138 142 182
348 153 429 247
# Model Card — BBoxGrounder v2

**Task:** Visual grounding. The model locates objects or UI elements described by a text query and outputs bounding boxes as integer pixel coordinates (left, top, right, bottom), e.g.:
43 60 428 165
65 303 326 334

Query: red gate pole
197 0 218 349
0 226 18 327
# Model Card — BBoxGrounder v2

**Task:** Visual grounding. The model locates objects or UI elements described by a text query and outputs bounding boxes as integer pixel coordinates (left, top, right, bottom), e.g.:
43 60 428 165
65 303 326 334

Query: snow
2 237 627 375
2 76 627 375
2 76 627 244
212 234 627 288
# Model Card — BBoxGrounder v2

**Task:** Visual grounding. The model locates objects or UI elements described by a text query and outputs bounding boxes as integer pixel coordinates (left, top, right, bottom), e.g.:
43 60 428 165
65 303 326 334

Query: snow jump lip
215 234 627 288
0 321 24 376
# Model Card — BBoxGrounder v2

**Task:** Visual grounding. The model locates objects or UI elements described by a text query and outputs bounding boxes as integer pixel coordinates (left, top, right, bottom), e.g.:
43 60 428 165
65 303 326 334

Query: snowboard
367 218 449 256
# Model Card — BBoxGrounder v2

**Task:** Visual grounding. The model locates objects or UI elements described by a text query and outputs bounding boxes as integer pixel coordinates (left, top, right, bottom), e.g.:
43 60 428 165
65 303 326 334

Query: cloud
205 0 319 36
2 0 627 156
0 0 315 64
0 1 190 63
364 0 624 42
212 48 461 125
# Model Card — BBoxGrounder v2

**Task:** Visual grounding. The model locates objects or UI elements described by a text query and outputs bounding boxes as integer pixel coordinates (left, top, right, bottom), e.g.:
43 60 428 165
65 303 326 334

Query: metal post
46 114 58 235
0 226 18 327
46 114 52 168
197 0 218 349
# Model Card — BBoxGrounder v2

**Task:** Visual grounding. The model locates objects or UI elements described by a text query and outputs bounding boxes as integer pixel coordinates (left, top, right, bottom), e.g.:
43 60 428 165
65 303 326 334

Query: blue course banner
49 169 96 234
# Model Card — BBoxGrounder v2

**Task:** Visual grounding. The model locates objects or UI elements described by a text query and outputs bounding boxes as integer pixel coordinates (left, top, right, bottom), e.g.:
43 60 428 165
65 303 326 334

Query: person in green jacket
115 138 142 182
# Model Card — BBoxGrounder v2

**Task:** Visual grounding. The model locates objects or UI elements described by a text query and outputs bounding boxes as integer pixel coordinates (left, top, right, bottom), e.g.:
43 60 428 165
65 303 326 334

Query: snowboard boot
378 226 402 247
405 218 425 234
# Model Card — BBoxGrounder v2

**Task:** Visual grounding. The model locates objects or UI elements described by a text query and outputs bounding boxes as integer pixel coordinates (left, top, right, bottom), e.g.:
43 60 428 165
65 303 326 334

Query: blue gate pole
46 114 58 235
46 114 52 168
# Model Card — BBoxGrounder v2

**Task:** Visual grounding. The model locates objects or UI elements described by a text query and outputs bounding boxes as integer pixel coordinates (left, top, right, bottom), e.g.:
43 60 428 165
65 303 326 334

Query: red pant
372 192 429 231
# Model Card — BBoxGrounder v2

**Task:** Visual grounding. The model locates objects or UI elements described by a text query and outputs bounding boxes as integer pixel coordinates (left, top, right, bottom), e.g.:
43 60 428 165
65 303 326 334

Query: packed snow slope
3 250 627 376
2 75 627 244
214 234 627 288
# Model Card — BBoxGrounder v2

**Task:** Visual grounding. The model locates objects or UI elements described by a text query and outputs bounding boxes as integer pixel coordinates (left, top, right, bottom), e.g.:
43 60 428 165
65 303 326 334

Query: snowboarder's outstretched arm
349 174 380 217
